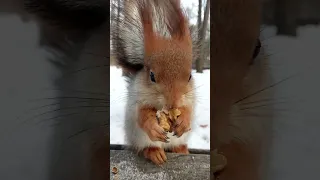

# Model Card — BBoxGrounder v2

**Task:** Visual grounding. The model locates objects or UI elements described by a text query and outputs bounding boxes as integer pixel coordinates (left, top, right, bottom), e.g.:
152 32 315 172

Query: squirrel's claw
173 116 191 137
147 124 170 142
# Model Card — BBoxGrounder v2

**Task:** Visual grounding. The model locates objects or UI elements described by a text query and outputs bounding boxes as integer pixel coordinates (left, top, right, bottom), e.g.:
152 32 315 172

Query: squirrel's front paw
143 147 167 165
173 107 192 137
139 107 169 143
145 122 170 142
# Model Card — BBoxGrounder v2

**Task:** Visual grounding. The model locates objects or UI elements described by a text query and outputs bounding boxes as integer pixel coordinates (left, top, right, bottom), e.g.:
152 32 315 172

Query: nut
112 167 118 174
156 108 181 131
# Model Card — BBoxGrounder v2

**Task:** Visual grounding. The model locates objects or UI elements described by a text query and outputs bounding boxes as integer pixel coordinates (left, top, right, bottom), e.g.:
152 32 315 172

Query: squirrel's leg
138 106 169 143
143 147 167 165
171 144 189 154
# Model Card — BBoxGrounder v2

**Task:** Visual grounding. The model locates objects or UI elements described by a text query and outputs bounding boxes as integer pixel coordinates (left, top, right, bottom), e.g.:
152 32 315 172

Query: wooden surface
110 150 210 180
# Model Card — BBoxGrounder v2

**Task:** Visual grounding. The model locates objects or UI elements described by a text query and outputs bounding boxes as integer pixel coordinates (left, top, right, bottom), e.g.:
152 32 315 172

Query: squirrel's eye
150 72 156 82
188 74 192 82
250 39 261 65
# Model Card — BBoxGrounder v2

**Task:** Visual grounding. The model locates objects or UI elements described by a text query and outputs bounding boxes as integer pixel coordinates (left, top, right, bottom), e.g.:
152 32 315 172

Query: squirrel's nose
166 101 180 109
165 91 182 109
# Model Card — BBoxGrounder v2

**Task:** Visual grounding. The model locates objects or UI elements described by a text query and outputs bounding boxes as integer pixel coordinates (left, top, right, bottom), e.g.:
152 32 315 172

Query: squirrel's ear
138 0 155 57
165 0 191 42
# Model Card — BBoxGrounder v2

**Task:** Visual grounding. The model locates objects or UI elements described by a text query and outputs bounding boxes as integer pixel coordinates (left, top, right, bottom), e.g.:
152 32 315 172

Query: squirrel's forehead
149 58 192 74
154 63 192 80
147 50 192 66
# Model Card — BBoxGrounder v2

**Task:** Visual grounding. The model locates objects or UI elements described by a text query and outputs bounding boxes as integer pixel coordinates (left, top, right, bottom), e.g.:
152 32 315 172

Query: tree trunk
274 0 298 36
196 0 202 73
117 0 120 27
196 0 210 73
197 0 202 33
110 0 115 27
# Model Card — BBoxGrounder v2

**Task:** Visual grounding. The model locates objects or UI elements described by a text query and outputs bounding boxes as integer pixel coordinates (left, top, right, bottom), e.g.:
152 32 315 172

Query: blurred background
0 0 319 179
258 0 320 179
0 0 109 179
110 0 211 72
262 0 320 36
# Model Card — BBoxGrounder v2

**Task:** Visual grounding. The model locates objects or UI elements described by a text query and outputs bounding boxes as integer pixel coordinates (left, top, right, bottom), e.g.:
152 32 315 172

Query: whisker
19 105 108 125
28 100 107 112
14 102 60 121
239 97 292 106
34 112 82 125
193 93 209 101
66 64 109 75
30 87 109 96
126 100 143 109
230 106 299 118
234 73 299 105
47 89 108 96
67 128 91 139
239 101 290 111
184 84 204 95
0 112 85 142
67 123 108 140
230 112 273 118
28 96 108 102
83 51 108 59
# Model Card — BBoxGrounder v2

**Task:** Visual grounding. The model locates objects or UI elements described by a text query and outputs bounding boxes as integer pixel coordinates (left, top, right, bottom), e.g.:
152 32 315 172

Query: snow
257 25 320 180
110 67 210 150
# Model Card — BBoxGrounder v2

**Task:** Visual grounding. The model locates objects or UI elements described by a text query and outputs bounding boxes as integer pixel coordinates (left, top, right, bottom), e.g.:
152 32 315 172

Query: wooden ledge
110 149 210 180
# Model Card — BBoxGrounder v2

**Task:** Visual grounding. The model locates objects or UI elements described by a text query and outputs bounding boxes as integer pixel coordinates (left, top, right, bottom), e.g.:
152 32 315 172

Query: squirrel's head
139 0 194 109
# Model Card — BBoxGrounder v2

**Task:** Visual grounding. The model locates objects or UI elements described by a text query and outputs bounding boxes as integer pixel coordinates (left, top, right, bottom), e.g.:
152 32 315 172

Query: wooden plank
110 144 211 155
110 150 210 180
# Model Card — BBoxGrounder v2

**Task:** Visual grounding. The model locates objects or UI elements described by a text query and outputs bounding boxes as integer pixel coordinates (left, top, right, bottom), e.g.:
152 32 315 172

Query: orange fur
173 106 192 137
122 0 196 166
171 144 189 154
143 43 193 109
139 0 193 109
212 0 264 179
139 0 192 58
138 106 169 143
139 0 155 58
143 147 167 165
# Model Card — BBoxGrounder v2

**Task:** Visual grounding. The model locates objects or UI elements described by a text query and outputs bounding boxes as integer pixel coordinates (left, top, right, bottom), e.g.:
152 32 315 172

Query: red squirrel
112 0 197 165
211 0 272 179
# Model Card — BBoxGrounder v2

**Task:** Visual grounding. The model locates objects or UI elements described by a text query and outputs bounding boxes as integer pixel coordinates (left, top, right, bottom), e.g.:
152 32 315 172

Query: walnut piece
157 111 171 131
156 108 181 131
112 167 118 174
168 108 181 121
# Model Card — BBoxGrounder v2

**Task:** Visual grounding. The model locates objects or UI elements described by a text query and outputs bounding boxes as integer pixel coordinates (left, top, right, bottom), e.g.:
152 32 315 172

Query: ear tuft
137 0 155 57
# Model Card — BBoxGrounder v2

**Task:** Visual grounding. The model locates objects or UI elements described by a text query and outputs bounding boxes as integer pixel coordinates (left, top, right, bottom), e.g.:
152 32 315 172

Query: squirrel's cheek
157 95 166 105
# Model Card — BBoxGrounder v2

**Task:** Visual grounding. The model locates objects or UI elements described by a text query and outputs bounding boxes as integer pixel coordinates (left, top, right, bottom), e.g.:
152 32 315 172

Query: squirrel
111 0 198 165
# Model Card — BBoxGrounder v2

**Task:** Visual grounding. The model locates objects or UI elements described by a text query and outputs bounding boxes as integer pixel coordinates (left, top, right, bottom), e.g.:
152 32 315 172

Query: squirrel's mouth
164 100 183 109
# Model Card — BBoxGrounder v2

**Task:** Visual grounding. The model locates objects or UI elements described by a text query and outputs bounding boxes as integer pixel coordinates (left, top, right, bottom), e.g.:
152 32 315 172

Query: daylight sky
182 0 198 24
181 0 208 25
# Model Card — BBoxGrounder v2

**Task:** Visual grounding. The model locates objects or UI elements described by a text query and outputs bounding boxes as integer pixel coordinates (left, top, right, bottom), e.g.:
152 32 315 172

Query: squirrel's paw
146 122 170 143
173 112 191 137
143 147 167 165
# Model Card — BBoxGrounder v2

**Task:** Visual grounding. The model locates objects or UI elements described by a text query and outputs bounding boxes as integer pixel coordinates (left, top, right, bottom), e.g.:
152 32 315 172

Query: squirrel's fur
111 0 198 155
24 0 108 30
111 0 199 76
